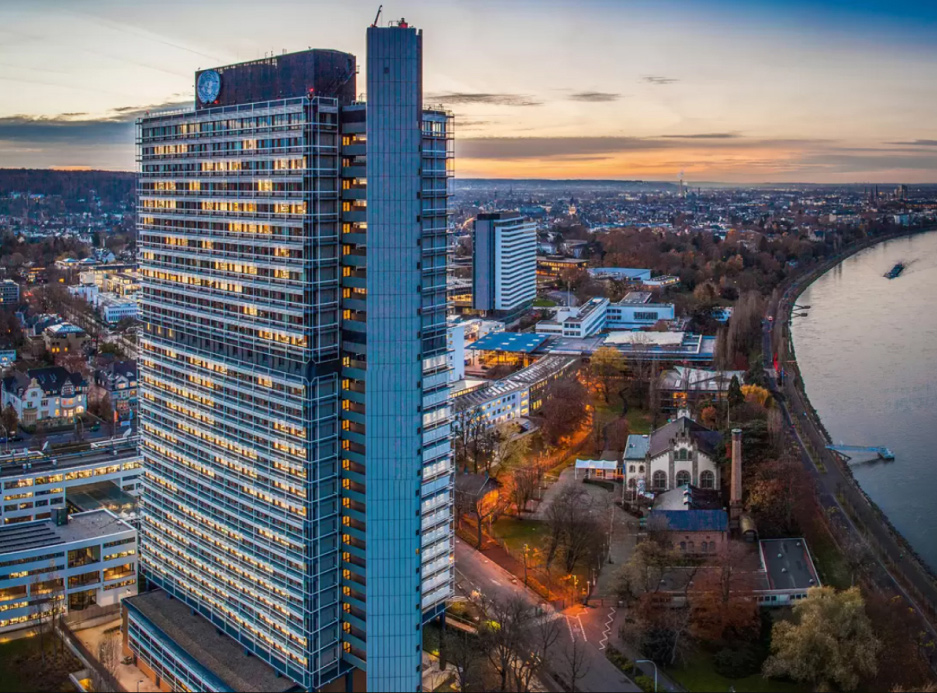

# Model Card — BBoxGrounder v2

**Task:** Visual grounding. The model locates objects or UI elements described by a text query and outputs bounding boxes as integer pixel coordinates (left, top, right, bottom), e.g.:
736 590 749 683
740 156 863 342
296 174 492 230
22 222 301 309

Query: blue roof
624 434 650 460
650 509 728 532
467 332 550 354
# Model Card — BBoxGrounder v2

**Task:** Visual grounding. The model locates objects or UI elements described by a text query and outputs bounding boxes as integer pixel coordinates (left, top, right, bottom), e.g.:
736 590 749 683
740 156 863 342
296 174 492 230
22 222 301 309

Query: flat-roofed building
0 440 142 525
536 297 609 338
606 292 675 330
0 509 137 633
473 212 536 317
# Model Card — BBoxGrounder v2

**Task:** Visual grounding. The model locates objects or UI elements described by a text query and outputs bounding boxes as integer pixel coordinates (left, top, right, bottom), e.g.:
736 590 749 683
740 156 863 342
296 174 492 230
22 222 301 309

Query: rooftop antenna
372 4 383 27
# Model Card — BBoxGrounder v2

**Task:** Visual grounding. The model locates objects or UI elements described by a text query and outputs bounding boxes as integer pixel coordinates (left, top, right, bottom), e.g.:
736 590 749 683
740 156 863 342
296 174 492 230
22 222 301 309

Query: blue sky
1 0 936 182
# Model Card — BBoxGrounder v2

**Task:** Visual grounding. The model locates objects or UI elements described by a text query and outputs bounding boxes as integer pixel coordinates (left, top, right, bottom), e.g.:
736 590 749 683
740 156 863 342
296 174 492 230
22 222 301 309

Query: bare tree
444 628 484 693
480 595 534 692
511 464 537 516
511 615 562 693
92 632 121 693
561 636 592 693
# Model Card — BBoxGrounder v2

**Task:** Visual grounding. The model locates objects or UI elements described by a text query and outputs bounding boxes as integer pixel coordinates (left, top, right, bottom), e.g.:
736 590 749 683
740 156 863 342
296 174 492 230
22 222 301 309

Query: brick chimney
730 428 743 524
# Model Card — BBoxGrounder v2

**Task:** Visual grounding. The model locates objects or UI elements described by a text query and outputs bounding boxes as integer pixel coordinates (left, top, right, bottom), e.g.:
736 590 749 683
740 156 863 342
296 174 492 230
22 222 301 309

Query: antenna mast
372 4 383 26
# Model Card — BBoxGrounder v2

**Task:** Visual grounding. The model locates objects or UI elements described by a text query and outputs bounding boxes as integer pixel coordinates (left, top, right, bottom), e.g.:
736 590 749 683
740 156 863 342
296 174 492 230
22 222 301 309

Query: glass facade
137 24 452 692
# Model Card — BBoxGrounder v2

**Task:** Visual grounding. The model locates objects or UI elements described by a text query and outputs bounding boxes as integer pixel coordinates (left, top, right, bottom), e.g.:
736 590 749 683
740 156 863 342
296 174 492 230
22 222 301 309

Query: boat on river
885 262 905 279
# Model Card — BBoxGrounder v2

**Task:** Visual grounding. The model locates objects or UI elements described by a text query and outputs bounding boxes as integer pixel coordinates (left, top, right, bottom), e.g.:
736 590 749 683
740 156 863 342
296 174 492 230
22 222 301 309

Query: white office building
0 509 137 633
473 212 537 315
606 292 675 329
535 297 610 338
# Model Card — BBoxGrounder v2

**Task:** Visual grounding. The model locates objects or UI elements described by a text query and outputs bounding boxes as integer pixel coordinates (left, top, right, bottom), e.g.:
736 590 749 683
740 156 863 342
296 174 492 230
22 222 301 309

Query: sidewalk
72 618 160 693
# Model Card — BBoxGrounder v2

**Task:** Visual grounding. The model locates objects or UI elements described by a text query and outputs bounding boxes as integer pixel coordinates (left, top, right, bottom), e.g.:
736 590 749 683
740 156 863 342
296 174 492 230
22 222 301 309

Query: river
791 231 937 571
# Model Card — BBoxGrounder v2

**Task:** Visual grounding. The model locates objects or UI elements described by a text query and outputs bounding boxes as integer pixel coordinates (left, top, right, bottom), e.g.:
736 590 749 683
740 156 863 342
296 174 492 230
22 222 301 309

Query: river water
791 231 937 571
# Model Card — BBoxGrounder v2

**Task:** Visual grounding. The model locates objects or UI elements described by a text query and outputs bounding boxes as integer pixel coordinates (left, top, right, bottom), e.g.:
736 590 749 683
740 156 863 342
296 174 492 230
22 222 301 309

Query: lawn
667 653 807 693
624 408 654 435
533 297 558 308
0 634 81 693
491 516 550 555
804 528 851 589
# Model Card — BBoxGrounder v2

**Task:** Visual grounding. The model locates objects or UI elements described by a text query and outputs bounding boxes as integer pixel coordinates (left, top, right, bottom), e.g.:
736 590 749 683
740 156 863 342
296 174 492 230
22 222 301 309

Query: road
763 259 937 642
455 537 639 692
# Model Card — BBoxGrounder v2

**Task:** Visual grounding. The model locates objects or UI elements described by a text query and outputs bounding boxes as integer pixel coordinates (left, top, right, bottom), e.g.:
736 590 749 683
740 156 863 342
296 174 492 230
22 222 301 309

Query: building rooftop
604 331 686 347
618 291 653 305
654 486 725 511
0 438 139 478
648 415 722 459
0 509 133 556
67 480 138 518
466 332 550 354
759 538 821 591
650 509 728 533
624 434 650 460
124 590 295 693
659 366 745 393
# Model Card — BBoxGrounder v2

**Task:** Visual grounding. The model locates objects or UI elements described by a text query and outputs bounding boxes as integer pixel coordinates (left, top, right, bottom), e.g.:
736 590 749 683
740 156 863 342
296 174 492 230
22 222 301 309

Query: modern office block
134 18 452 693
0 509 137 633
473 212 536 316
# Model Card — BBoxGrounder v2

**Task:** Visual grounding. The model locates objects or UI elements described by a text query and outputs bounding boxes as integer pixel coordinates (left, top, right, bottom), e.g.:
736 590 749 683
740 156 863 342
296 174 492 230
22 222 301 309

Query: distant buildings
0 509 138 633
587 267 651 282
0 280 20 305
473 212 537 317
43 323 89 356
536 293 675 337
536 256 588 279
658 366 745 412
2 366 87 427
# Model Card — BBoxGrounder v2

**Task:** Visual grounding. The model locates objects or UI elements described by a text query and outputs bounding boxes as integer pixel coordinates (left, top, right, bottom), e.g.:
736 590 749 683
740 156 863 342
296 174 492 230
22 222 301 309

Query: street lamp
635 660 658 692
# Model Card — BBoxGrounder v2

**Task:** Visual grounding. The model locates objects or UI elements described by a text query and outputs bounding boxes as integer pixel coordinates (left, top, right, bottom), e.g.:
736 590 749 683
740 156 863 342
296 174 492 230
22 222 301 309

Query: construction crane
372 4 383 27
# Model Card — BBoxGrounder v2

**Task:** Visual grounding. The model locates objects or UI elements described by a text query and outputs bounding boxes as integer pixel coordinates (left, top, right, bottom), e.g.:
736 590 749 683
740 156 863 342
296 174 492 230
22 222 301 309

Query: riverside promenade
763 227 937 641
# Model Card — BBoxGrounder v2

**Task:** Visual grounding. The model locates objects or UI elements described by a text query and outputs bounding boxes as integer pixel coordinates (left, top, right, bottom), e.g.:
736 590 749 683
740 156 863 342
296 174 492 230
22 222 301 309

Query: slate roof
650 509 728 532
647 416 722 459
3 366 86 397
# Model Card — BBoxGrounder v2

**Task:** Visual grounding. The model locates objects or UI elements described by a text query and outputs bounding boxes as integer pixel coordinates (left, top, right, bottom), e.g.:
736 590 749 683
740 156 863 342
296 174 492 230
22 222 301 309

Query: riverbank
770 225 937 633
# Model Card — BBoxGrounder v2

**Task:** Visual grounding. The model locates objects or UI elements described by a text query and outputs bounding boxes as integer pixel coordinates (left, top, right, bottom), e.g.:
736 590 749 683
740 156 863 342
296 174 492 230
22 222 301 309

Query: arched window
679 541 687 552
639 465 645 473
676 470 691 487
652 470 667 490
700 470 715 489
628 478 637 489
629 465 635 473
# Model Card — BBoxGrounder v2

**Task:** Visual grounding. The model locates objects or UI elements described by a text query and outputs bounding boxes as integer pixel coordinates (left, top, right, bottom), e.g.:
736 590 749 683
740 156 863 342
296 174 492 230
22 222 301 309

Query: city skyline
2 0 937 183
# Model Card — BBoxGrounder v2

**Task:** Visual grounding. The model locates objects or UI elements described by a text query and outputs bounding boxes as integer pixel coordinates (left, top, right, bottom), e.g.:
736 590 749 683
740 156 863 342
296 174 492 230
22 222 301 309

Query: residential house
2 366 88 427
93 360 138 421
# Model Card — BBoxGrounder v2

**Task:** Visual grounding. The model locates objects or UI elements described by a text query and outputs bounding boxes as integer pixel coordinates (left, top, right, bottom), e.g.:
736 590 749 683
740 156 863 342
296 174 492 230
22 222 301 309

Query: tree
93 632 121 693
727 375 744 413
1 404 18 437
689 544 761 644
493 423 530 474
561 636 592 693
479 595 534 692
444 628 485 693
540 378 589 447
511 613 562 693
590 346 626 403
511 464 538 516
763 586 881 691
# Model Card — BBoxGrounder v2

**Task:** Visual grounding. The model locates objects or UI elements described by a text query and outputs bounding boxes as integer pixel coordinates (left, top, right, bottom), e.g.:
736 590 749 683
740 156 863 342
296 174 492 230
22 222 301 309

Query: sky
2 0 937 183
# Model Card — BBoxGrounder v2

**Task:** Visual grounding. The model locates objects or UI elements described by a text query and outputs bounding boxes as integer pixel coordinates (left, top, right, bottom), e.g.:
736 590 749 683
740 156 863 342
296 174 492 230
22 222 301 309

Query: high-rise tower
130 19 452 693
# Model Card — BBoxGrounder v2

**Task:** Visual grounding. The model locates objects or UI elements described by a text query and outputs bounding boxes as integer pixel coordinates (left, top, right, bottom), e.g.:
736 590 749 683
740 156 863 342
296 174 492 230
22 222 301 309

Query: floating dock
826 444 895 461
